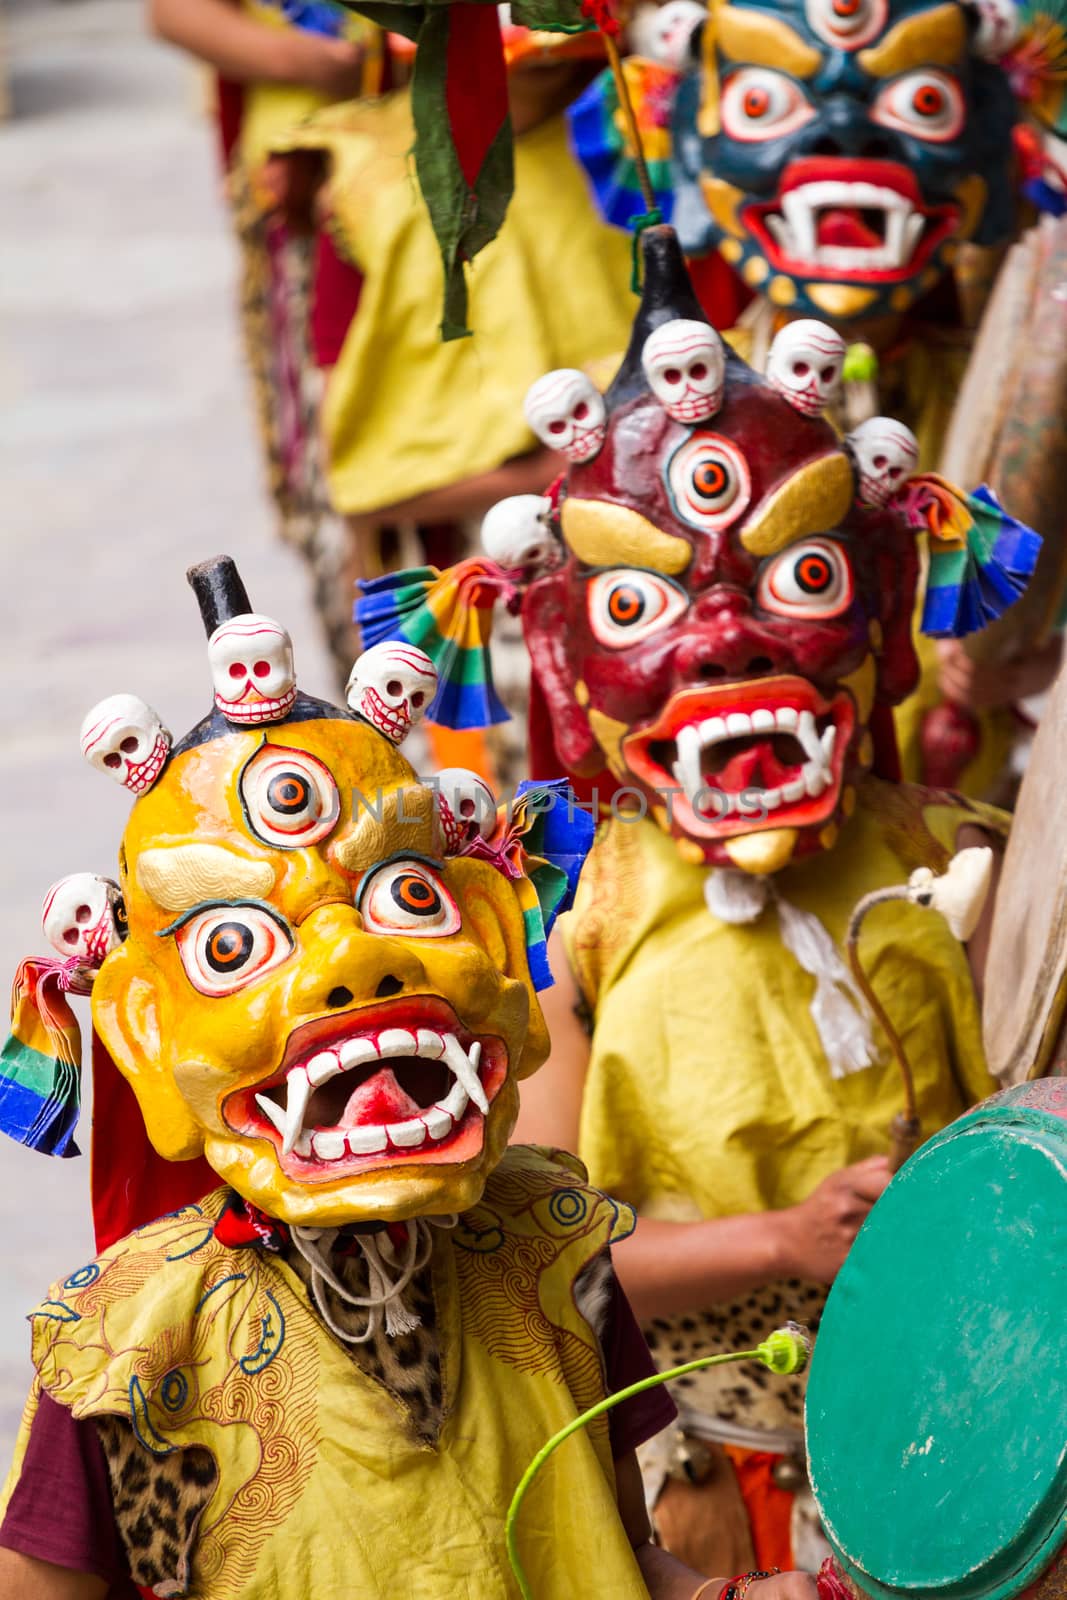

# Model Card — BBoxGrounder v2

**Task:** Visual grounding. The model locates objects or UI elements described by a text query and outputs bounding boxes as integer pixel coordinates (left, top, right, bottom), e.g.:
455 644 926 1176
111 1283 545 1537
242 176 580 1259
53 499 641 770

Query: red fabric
0 1392 139 1599
215 75 246 171
90 1032 216 1253
723 1445 796 1568
310 228 363 368
445 4 508 190
869 700 902 783
687 252 755 332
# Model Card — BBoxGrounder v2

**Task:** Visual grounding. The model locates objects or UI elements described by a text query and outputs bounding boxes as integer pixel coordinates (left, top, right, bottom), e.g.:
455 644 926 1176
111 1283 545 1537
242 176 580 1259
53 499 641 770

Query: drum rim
807 1089 1067 1600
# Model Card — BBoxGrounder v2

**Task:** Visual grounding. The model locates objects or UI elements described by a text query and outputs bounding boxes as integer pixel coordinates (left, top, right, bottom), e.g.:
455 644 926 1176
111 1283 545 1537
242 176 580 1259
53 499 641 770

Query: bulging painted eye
175 905 293 997
666 433 752 532
587 570 689 648
359 860 461 937
239 743 340 848
872 71 964 142
758 538 854 618
721 68 815 142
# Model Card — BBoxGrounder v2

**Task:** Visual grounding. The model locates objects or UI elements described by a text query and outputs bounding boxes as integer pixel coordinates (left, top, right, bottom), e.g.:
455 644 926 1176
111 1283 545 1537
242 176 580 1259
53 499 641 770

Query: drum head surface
807 1085 1067 1600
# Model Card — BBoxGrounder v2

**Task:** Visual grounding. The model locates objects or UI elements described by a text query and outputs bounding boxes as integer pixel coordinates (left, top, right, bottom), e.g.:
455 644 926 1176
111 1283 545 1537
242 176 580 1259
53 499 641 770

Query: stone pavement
0 0 333 1460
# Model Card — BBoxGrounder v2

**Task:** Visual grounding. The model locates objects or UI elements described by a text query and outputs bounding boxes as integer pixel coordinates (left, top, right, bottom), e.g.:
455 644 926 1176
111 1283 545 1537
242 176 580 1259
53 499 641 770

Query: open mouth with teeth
217 686 298 723
624 675 855 840
746 159 958 283
224 997 506 1182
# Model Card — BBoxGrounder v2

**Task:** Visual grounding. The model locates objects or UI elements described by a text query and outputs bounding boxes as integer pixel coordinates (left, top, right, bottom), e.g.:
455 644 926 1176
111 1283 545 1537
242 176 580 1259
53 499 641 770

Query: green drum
807 1080 1067 1600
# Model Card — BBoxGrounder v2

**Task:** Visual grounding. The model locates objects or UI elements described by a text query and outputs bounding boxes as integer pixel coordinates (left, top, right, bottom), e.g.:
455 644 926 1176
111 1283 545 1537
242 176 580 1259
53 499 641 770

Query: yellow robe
5 1149 647 1600
563 778 1003 1437
276 97 636 516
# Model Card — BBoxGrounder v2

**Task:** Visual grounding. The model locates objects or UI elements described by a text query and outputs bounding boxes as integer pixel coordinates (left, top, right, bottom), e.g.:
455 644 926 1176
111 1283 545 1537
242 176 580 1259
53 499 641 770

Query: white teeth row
670 709 836 812
769 191 925 272
255 1030 486 1161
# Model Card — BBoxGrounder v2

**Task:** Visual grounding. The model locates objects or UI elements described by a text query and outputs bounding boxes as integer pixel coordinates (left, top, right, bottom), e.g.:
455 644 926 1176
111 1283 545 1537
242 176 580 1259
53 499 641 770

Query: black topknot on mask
605 226 763 412
169 555 354 761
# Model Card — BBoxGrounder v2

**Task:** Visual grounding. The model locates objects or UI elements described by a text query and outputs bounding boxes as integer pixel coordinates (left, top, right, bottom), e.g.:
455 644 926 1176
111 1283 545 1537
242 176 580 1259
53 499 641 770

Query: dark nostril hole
697 662 727 681
375 975 403 999
327 986 354 1008
746 656 774 675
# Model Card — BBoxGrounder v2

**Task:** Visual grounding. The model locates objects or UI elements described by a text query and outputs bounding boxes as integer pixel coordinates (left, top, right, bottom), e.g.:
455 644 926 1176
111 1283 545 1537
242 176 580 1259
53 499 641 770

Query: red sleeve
0 1390 139 1599
604 1271 677 1460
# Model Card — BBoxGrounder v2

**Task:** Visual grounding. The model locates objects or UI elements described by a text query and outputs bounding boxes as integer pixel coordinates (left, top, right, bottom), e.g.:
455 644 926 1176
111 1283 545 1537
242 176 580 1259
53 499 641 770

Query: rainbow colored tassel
567 61 678 230
0 960 83 1157
355 561 512 729
895 477 1042 638
458 781 595 989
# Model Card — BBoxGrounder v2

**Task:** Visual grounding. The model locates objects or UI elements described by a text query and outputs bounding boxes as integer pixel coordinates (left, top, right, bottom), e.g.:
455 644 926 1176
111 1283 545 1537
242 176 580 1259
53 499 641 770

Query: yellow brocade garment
563 778 1004 1437
7 1149 647 1600
274 98 636 516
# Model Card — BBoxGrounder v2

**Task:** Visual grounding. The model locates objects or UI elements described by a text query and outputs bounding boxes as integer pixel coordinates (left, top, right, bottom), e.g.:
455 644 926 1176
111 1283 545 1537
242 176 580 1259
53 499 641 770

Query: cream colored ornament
907 847 994 942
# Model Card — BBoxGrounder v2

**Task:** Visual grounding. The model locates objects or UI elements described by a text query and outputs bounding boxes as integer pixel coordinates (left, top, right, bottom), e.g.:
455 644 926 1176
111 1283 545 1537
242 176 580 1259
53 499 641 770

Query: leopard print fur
284 1239 444 1443
644 1278 827 1433
94 1414 217 1597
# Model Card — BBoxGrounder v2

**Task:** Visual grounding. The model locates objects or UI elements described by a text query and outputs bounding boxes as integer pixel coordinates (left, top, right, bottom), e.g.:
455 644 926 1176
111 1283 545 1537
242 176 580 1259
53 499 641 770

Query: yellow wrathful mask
4 557 582 1232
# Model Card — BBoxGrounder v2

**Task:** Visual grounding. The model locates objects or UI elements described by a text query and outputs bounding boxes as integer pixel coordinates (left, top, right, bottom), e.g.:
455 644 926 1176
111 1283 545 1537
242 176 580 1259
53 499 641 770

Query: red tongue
710 740 799 793
816 208 883 248
336 1068 420 1130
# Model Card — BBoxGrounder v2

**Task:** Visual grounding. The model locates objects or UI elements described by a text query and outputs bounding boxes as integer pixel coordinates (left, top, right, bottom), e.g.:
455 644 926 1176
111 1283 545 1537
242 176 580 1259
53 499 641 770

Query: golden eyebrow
715 5 823 75
738 454 855 556
858 4 966 75
560 499 691 576
333 784 441 875
137 845 276 914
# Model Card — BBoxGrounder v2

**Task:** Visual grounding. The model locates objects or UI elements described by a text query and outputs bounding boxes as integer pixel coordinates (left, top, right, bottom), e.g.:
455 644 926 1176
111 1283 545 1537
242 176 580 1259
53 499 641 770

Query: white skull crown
642 319 725 425
433 768 498 854
42 873 124 969
208 613 296 725
480 495 559 573
846 416 919 507
80 693 171 794
524 370 607 464
969 0 1020 59
766 321 847 418
346 642 439 745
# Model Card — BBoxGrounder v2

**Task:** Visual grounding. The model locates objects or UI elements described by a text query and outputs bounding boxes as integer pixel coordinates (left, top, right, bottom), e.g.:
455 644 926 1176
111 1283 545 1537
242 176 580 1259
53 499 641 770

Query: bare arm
618 1453 817 1600
0 1551 107 1600
147 0 366 93
519 934 891 1323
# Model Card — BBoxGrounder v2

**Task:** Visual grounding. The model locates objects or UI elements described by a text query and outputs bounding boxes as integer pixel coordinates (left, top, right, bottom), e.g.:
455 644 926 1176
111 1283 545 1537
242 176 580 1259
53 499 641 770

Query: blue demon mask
671 0 1017 323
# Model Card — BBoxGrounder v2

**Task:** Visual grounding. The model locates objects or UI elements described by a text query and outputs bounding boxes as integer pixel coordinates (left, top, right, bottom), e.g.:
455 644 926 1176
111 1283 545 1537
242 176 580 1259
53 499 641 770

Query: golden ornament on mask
768 275 799 308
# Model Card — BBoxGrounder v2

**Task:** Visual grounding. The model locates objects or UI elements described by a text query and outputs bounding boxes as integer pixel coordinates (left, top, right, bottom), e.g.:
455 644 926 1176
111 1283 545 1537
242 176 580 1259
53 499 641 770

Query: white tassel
290 1214 454 1345
775 898 876 1078
704 868 771 924
705 869 876 1079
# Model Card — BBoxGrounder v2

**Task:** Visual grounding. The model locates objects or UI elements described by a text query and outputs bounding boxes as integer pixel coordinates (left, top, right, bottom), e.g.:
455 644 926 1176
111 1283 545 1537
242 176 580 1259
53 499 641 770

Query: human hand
748 1575 819 1600
774 1156 891 1283
936 636 1063 713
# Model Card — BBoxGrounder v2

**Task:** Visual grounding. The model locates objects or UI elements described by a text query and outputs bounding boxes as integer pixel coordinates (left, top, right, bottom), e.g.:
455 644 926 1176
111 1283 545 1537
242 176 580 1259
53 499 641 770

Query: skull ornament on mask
642 319 726 423
433 768 498 853
766 322 847 417
632 0 707 68
80 694 171 794
481 495 558 574
346 642 439 744
524 370 607 463
846 416 919 505
208 614 296 725
42 873 124 969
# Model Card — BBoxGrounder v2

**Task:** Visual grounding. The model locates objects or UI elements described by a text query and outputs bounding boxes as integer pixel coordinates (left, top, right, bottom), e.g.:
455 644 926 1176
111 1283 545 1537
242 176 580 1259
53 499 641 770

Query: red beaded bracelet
719 1568 782 1600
